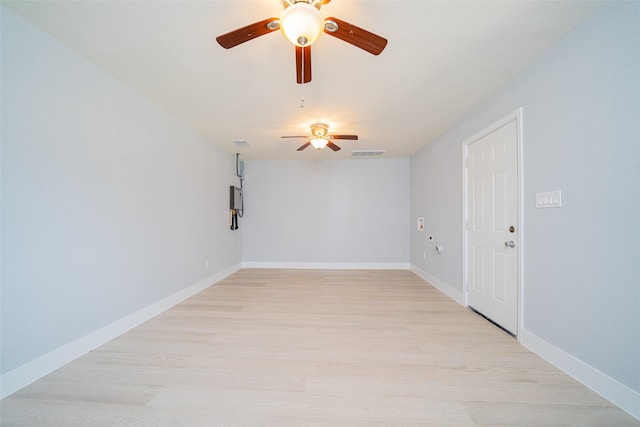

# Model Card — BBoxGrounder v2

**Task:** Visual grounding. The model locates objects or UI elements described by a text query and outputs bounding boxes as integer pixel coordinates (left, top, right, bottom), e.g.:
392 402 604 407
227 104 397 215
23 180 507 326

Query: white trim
0 263 241 399
521 329 640 421
461 108 524 338
462 141 469 306
242 262 411 270
410 264 464 305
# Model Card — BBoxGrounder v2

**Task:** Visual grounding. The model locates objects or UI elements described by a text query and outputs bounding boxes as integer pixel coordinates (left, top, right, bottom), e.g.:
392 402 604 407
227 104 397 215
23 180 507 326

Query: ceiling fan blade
326 141 342 151
295 46 312 84
216 18 279 49
330 134 359 140
281 135 309 139
324 17 388 55
296 141 311 151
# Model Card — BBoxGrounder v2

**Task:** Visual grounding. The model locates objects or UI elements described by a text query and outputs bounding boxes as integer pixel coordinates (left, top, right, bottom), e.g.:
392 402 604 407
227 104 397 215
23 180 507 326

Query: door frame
462 108 524 339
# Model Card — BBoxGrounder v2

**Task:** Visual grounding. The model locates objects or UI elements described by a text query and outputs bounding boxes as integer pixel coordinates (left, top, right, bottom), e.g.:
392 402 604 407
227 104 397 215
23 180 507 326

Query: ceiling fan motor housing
311 122 329 137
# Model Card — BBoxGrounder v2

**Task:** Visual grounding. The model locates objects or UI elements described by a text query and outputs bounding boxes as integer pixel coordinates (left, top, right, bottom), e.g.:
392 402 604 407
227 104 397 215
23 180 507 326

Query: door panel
466 119 518 335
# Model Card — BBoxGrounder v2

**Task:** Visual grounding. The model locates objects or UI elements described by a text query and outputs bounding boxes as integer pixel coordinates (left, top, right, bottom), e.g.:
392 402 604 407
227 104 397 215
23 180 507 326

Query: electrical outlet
205 260 209 269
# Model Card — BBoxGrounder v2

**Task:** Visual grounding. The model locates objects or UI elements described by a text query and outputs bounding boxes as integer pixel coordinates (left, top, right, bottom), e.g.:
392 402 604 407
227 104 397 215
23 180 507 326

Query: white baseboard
410 264 464 305
0 263 241 400
521 329 639 421
409 264 639 421
242 262 411 270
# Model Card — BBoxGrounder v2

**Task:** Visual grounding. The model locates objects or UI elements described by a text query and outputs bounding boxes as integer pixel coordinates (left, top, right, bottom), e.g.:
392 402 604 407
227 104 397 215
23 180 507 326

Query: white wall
410 135 464 301
242 158 410 268
1 8 241 394
410 1 639 416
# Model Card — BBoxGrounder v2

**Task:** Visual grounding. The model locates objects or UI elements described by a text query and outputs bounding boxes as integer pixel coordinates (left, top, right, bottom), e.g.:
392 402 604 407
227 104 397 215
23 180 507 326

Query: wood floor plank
1 269 637 426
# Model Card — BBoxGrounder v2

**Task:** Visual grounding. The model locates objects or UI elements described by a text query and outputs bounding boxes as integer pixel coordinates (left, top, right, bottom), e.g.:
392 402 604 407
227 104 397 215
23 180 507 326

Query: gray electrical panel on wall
229 185 243 211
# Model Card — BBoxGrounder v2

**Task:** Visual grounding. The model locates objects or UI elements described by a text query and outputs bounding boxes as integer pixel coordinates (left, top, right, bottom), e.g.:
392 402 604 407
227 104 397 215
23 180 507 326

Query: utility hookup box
229 185 243 211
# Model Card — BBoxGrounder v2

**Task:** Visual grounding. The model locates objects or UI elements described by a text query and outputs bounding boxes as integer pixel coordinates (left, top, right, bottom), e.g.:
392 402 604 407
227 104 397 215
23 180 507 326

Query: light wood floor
1 269 637 426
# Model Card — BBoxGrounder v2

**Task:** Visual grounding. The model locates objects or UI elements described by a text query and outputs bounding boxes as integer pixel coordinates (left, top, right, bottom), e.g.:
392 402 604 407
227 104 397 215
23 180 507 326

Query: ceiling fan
216 0 388 84
281 122 358 151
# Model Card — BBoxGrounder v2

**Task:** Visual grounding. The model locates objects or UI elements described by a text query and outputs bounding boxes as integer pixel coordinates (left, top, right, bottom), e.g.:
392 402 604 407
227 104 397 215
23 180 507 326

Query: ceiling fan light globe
280 2 324 47
310 138 327 149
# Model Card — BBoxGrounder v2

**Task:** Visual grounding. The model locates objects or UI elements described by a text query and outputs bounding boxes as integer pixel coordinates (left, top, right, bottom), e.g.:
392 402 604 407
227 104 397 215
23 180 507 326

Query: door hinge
465 220 469 230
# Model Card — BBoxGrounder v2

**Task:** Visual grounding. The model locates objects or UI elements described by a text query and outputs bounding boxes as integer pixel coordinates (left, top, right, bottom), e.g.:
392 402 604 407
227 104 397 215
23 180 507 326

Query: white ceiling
4 0 605 160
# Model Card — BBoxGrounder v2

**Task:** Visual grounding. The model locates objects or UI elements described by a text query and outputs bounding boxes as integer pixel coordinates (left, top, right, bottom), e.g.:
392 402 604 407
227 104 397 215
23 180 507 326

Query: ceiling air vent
232 140 250 148
351 150 387 157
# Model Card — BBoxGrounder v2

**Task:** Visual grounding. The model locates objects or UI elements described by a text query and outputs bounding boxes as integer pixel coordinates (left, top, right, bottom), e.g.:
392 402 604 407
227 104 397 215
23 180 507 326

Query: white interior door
465 118 519 335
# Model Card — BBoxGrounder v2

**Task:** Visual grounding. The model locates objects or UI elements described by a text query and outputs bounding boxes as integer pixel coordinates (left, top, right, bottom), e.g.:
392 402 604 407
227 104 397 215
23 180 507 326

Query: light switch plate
536 191 562 208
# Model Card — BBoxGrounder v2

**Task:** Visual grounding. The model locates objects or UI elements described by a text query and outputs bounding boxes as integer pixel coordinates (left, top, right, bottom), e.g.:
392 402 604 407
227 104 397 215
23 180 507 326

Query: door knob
505 240 515 248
